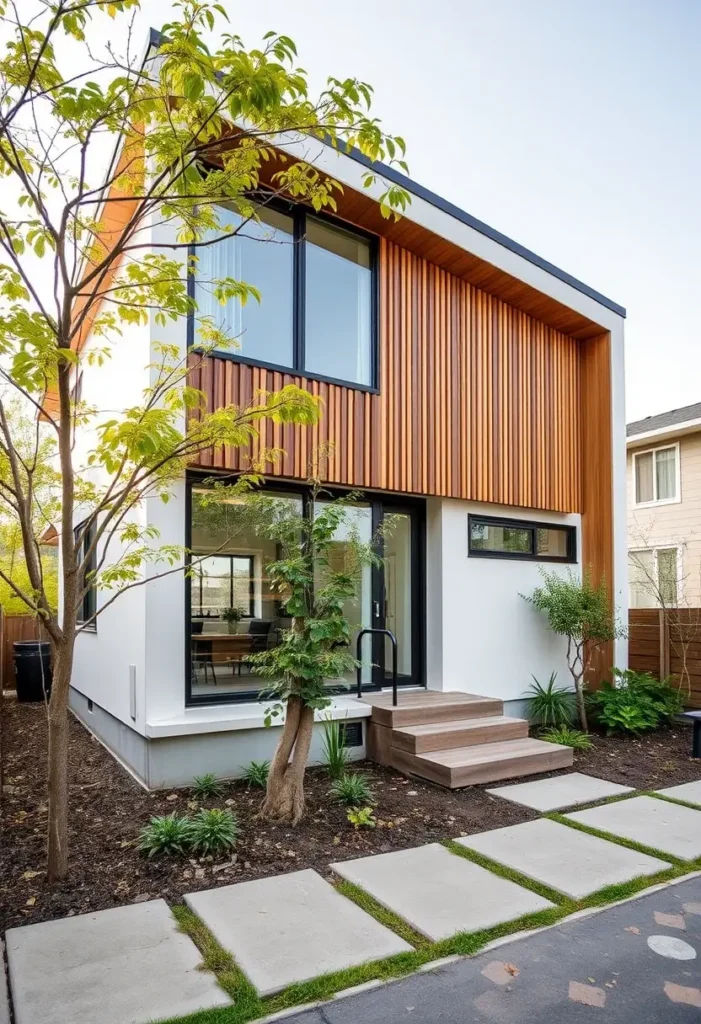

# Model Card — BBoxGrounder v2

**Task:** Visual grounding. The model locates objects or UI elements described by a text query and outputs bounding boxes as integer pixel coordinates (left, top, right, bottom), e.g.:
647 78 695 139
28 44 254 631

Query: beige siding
627 432 701 605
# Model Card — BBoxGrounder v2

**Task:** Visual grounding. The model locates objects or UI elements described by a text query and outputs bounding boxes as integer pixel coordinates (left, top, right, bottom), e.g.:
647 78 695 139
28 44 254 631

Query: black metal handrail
355 628 398 706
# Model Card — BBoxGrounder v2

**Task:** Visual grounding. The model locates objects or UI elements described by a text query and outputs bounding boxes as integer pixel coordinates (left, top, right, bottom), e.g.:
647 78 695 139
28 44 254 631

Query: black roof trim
146 27 626 319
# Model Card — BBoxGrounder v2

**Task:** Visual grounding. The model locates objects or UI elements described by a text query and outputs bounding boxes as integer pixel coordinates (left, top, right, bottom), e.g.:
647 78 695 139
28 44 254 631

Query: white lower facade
71 483 626 789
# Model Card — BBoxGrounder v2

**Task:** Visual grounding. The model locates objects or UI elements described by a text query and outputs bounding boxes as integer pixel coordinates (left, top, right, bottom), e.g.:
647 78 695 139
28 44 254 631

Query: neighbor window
629 547 679 608
74 519 97 627
634 444 679 505
192 202 375 389
468 515 576 562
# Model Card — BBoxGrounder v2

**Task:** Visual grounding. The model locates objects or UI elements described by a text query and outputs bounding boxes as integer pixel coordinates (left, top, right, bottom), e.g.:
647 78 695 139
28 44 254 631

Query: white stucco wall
425 497 582 705
69 282 150 731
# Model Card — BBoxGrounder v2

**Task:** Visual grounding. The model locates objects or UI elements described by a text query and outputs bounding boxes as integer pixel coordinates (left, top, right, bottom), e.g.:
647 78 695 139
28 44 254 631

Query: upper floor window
468 514 576 563
193 203 375 390
633 444 679 506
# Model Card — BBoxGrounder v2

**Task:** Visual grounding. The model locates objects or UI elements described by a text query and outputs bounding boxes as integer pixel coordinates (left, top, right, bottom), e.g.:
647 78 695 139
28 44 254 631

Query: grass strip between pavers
545 808 689 866
159 823 701 1024
646 790 701 812
442 839 570 905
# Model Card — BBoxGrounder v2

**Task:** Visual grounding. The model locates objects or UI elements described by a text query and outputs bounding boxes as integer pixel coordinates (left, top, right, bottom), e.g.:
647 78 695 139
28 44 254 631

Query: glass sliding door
368 503 423 689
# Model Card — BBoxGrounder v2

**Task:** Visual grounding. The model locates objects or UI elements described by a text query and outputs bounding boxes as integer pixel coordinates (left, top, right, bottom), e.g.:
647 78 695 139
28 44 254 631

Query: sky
28 0 701 421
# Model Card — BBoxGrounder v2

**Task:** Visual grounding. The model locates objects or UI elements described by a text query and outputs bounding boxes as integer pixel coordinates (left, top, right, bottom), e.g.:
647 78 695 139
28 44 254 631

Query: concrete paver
273 874 701 1024
185 868 412 997
5 899 230 1024
487 772 632 811
657 780 701 807
457 818 669 899
567 795 701 861
331 843 554 941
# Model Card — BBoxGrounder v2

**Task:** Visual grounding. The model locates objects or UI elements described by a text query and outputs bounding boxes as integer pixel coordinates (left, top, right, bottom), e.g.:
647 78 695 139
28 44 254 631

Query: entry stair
364 690 572 788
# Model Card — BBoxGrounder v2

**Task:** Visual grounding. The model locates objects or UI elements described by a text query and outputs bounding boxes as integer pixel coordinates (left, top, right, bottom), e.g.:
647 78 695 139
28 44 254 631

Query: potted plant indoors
222 607 244 634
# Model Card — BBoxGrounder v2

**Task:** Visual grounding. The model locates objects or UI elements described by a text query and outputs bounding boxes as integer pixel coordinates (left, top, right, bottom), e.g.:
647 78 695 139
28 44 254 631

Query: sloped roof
627 401 701 437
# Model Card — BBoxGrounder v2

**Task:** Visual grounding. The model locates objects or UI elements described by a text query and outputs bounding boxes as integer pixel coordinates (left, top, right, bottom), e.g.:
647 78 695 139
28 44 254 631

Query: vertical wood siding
191 238 583 513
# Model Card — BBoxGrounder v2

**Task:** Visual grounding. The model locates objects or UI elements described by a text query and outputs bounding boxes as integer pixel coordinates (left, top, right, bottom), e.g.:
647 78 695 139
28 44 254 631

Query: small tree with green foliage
213 480 382 824
523 568 620 731
0 0 408 880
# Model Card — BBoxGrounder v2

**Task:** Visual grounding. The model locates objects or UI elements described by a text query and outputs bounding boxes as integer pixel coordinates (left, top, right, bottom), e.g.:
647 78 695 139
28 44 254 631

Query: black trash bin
14 641 52 702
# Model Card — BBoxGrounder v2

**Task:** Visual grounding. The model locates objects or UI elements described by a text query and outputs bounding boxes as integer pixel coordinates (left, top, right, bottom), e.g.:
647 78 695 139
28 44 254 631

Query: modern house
60 50 628 789
628 402 701 608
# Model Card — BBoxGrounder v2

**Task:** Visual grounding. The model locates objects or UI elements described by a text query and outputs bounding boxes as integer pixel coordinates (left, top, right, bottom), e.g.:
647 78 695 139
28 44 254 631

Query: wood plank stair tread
415 737 568 767
364 691 503 727
391 715 529 752
394 715 528 737
389 738 573 788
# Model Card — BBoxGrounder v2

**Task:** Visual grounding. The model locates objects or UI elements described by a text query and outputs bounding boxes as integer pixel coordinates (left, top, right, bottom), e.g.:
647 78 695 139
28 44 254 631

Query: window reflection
189 487 302 698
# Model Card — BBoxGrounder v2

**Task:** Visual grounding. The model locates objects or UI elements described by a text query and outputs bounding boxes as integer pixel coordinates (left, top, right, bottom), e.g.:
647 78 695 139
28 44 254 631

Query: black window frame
187 199 380 394
74 518 97 629
467 514 577 563
185 471 426 708
191 553 255 618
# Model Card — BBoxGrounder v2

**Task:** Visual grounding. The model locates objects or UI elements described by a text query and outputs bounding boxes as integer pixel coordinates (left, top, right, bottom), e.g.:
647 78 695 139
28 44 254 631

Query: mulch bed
2 694 701 932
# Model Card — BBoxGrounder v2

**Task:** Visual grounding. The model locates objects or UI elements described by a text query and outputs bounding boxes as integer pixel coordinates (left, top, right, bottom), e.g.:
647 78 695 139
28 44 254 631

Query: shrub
523 568 621 730
192 773 223 799
241 760 271 788
321 718 350 780
330 772 373 806
612 668 684 723
188 808 238 855
541 725 592 750
523 672 575 727
588 668 684 735
347 806 376 829
138 814 192 858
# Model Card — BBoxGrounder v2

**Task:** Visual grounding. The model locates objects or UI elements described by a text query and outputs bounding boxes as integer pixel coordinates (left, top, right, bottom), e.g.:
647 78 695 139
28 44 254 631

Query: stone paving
487 772 633 811
185 868 412 996
567 795 701 861
657 780 701 806
457 818 670 899
5 775 701 1020
331 843 554 941
4 899 230 1024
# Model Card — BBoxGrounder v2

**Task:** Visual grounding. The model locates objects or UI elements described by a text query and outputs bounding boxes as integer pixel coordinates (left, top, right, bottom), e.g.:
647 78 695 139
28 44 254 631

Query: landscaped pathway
4 774 701 1024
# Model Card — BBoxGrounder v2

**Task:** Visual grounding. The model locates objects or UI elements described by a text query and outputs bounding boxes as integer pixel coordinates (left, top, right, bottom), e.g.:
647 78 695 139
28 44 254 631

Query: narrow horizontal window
468 515 576 563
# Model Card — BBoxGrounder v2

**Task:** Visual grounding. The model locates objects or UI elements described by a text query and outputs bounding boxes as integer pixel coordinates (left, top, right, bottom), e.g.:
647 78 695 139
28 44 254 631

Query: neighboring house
627 402 701 609
54 47 627 789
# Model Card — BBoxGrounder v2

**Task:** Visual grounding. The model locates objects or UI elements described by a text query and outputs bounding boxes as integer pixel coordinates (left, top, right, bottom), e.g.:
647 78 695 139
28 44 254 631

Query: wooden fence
0 610 47 692
628 608 701 709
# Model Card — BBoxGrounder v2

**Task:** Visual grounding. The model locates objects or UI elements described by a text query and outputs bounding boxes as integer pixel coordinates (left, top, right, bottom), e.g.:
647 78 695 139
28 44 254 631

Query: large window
629 547 679 608
468 515 576 563
192 203 376 389
188 485 304 701
74 519 97 628
633 444 679 505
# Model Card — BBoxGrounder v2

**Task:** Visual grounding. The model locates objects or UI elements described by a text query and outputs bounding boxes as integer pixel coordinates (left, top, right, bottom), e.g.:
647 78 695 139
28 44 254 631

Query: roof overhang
627 419 701 448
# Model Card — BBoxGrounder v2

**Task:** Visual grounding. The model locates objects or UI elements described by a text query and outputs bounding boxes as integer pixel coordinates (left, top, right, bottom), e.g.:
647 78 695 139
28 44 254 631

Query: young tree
198 475 382 823
523 568 621 731
0 0 409 879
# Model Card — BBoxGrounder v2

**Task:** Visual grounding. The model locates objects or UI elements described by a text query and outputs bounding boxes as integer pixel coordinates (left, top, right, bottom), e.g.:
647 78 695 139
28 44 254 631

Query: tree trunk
575 676 588 732
46 638 73 882
260 695 315 825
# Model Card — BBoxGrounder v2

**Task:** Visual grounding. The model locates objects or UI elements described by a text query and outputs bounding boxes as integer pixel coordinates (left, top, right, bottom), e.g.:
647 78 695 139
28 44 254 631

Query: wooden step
390 737 574 789
392 715 529 754
364 691 503 728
